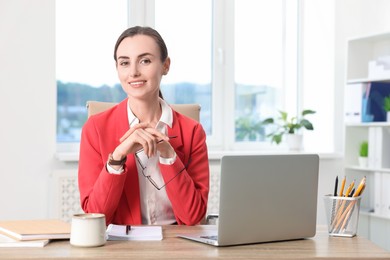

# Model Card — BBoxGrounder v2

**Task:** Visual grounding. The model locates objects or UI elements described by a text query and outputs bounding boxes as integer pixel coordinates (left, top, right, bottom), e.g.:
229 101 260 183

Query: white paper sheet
106 224 163 241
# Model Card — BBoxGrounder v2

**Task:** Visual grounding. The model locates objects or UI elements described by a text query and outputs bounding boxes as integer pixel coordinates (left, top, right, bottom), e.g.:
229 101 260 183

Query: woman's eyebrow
138 52 154 58
117 56 129 60
117 53 154 60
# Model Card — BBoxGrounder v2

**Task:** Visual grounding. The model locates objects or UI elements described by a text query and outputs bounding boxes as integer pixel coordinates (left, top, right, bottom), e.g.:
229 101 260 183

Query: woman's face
116 35 170 100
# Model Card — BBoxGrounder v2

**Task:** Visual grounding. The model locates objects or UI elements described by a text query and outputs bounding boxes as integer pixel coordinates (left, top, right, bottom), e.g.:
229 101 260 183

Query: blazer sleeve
159 123 209 225
78 117 128 223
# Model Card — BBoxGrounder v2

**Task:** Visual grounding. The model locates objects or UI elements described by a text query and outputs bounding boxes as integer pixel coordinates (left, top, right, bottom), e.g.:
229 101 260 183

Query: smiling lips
129 80 146 87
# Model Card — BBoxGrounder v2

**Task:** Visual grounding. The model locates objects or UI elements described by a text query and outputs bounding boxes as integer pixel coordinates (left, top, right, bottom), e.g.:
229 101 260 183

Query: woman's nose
129 64 140 77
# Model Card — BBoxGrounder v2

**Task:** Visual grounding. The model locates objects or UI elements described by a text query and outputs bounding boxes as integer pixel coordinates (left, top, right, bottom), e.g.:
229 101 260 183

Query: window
234 0 287 144
151 0 299 150
56 0 128 143
154 0 212 136
56 0 334 153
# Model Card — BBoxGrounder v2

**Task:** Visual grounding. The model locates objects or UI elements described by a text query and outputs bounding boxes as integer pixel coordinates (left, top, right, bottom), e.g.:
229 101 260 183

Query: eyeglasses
135 152 191 190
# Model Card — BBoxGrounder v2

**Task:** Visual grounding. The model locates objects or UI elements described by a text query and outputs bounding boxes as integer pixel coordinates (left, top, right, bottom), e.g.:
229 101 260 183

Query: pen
348 188 355 197
333 176 338 196
331 176 338 224
331 179 355 230
135 136 178 154
126 225 131 235
334 177 367 232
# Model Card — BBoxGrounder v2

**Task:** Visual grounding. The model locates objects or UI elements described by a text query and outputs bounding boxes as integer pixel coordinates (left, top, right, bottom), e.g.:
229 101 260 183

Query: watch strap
108 153 127 166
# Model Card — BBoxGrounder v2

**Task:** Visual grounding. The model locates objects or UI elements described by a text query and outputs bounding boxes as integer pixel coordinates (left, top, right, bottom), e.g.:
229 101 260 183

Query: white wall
0 0 55 220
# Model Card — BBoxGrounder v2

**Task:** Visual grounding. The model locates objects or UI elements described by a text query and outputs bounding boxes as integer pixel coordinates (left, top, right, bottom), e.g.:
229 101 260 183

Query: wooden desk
0 225 389 260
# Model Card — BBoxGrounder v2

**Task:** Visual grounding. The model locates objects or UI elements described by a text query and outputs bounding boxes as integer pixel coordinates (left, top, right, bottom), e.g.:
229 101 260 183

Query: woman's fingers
135 129 158 157
144 128 169 142
118 123 171 157
119 123 150 142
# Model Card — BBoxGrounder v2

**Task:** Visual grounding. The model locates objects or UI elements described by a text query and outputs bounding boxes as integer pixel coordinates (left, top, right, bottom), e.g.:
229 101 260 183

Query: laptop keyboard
201 235 218 241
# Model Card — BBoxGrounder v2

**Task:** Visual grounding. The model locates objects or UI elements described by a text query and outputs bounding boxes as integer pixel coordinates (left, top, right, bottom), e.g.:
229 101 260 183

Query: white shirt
107 98 176 225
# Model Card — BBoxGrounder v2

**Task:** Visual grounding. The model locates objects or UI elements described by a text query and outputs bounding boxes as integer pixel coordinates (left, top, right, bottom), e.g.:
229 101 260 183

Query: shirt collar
127 98 173 128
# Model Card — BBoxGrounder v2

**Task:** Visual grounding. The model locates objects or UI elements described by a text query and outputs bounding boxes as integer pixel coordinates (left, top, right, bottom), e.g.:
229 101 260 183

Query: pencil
331 179 354 231
335 176 367 232
344 179 355 197
353 176 366 197
339 176 346 197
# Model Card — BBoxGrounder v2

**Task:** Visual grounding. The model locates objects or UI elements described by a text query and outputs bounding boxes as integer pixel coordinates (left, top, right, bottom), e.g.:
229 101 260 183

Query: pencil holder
323 195 361 237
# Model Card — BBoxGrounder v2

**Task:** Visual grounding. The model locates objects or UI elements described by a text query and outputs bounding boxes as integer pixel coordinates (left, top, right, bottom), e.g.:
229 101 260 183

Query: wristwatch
108 153 127 166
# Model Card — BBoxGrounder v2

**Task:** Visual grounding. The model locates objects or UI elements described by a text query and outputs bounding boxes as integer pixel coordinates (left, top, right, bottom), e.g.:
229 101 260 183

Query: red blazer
78 99 209 225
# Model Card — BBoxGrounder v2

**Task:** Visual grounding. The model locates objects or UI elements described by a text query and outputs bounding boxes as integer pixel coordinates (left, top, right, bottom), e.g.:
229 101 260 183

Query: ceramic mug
70 213 107 247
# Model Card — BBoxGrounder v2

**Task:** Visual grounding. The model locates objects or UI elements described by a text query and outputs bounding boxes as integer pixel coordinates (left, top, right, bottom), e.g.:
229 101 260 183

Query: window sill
55 150 343 162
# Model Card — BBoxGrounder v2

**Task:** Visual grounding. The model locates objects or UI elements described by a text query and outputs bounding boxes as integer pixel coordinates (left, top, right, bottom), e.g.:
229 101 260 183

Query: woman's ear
163 57 171 75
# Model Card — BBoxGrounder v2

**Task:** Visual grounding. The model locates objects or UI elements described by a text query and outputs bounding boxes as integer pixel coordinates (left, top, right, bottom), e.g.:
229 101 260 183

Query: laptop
179 154 319 246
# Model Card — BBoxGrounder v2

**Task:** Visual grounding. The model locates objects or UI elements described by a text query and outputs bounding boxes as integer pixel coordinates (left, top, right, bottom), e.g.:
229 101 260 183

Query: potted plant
383 95 390 122
358 141 368 168
261 109 316 150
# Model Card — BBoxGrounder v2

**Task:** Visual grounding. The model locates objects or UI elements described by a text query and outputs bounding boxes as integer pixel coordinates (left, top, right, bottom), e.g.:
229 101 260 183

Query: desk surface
1 225 389 260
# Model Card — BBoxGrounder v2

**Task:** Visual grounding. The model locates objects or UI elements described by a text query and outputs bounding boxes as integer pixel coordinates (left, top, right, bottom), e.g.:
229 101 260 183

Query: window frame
137 0 300 151
57 0 333 155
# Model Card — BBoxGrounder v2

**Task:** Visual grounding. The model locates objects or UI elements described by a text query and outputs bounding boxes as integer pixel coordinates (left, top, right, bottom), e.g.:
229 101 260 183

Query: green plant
235 116 265 141
261 109 316 144
383 95 390 112
359 141 368 157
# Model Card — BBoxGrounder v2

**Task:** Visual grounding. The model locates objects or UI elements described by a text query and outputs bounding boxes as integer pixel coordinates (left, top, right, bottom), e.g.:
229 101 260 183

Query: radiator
50 169 83 223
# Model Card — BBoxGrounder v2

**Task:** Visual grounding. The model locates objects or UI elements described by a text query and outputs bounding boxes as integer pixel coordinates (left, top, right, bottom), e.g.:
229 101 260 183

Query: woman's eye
120 61 129 66
140 58 151 65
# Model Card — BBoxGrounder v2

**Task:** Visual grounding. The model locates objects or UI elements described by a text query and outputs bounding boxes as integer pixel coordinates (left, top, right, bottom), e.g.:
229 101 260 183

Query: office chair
86 100 201 122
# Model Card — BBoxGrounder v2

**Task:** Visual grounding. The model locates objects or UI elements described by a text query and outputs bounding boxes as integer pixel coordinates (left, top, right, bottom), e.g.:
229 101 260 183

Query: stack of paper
0 233 49 248
0 219 70 247
106 224 163 241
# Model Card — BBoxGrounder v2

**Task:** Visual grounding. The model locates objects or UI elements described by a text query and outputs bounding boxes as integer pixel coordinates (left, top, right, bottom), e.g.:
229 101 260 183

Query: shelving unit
344 32 390 251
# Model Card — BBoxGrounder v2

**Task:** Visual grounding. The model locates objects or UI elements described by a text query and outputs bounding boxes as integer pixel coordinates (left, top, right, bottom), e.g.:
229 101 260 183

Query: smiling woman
115 33 169 101
78 26 210 226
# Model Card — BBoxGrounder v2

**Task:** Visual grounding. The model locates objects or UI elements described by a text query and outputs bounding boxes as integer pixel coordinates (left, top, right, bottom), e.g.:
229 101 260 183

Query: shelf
347 77 390 84
345 122 390 127
345 31 390 249
346 31 390 81
360 211 390 221
348 31 390 42
345 165 390 173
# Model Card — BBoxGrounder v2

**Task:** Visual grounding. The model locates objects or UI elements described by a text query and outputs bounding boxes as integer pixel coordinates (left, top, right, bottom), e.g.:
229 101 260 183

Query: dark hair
114 26 168 63
114 26 167 99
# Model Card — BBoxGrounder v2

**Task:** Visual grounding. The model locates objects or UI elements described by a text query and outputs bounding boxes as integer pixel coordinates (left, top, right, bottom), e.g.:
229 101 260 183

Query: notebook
179 154 319 246
0 219 70 241
106 224 163 241
0 233 49 247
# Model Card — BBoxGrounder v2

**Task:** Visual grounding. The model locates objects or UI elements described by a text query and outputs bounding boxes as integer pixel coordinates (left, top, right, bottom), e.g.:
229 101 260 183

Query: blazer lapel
115 99 130 142
168 112 186 163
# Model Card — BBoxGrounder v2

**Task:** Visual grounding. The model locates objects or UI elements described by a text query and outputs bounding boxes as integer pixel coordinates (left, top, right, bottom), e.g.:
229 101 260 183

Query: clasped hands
111 123 175 161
